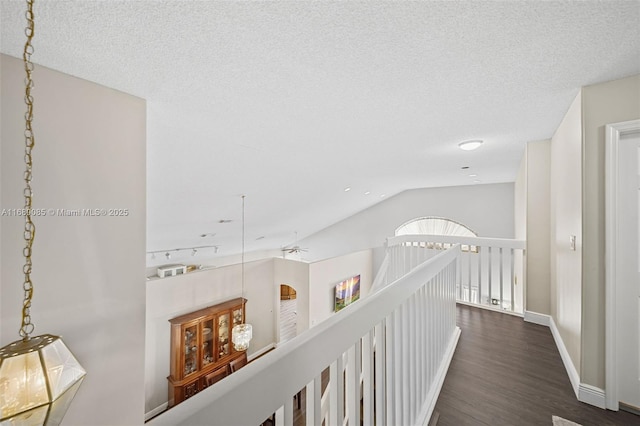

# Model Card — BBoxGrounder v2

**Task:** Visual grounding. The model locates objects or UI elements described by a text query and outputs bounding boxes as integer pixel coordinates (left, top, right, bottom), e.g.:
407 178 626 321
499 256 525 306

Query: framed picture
334 274 361 312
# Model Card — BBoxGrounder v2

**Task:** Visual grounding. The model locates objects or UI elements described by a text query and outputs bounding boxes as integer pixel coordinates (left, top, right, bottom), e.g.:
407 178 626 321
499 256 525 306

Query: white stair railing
148 246 461 426
377 234 526 314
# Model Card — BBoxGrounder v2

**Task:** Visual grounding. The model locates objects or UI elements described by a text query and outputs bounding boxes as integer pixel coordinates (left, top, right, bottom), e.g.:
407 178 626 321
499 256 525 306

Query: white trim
456 300 523 317
418 326 461 426
248 342 276 362
145 402 169 422
549 316 580 398
579 384 606 409
527 314 608 409
524 311 551 327
605 119 640 410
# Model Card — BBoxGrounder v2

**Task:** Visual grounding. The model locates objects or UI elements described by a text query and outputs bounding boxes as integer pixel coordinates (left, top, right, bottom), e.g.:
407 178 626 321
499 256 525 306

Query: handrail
149 246 460 426
388 234 525 249
384 234 525 314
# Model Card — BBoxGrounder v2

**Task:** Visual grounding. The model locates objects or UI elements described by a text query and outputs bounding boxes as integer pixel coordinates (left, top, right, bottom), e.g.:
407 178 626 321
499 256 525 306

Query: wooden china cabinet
167 297 247 407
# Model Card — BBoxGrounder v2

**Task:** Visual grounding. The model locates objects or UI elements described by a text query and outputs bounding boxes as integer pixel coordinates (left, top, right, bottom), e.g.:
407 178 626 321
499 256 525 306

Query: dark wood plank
434 305 640 426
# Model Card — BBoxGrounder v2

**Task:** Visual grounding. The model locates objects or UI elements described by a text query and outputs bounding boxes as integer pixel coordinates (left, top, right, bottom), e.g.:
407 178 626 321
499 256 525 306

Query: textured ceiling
1 0 639 263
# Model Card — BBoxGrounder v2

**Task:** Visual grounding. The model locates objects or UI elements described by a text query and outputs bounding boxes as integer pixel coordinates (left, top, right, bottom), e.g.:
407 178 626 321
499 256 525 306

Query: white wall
514 150 527 311
550 91 583 375
308 249 373 327
145 259 276 414
273 258 310 339
580 74 640 388
526 140 551 315
299 183 515 266
0 54 146 425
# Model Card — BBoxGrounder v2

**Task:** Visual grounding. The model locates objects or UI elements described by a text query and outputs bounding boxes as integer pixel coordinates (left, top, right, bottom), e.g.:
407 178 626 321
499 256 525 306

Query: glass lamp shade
231 324 253 351
0 334 86 425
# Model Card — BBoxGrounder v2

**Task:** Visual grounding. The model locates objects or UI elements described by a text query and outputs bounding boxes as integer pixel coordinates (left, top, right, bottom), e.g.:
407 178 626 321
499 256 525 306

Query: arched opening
396 217 478 253
395 216 477 237
279 284 297 343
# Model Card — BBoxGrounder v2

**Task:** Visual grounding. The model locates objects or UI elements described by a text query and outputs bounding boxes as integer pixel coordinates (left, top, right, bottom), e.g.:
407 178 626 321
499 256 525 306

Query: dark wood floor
434 305 640 426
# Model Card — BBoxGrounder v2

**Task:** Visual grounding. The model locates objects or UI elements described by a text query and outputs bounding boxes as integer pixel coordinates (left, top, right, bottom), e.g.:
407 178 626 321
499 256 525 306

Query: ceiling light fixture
200 233 216 238
232 195 252 351
0 2 86 422
458 140 483 151
364 191 371 195
469 174 477 177
344 187 351 192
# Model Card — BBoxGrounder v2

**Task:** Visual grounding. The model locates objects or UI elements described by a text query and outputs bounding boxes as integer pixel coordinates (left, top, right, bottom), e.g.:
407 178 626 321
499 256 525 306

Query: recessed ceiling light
458 140 483 151
380 194 386 198
469 174 477 177
461 166 470 170
200 233 216 238
364 191 371 195
344 187 351 192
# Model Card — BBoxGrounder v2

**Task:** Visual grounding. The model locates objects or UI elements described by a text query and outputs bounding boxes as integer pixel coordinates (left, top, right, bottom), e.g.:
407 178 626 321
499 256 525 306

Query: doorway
280 284 297 343
606 119 640 411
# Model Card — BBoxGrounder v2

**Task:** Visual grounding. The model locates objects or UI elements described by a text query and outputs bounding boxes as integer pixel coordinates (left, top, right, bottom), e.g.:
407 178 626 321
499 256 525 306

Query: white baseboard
549 316 580 398
524 311 551 327
536 316 607 409
418 326 462 426
145 402 168 422
579 383 606 409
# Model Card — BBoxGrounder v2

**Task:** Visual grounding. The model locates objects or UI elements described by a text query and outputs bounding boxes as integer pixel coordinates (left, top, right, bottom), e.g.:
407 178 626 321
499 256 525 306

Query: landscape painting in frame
335 274 361 312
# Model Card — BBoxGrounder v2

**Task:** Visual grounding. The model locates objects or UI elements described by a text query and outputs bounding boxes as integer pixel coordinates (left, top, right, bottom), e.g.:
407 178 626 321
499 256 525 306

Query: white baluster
374 321 386 426
329 356 344 426
306 375 321 426
362 331 374 426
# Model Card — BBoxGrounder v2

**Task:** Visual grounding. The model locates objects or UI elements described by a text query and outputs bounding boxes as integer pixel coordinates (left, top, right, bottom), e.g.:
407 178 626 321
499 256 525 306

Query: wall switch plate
570 235 576 251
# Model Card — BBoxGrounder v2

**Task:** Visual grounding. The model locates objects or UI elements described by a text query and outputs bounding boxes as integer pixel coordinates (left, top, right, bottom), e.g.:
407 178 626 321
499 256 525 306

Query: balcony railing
374 234 526 315
148 246 461 426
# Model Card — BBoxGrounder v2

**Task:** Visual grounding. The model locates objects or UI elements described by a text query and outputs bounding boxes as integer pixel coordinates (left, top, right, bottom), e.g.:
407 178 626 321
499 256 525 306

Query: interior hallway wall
0 54 146 425
300 183 515 269
580 74 640 388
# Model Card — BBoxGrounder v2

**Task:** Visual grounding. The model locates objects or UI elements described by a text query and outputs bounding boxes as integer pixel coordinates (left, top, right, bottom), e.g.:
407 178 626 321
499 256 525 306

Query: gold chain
20 0 36 340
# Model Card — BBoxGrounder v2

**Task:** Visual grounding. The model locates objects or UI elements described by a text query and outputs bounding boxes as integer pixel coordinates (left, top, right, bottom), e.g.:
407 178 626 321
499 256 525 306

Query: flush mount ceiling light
458 140 483 151
344 187 351 192
0 1 86 422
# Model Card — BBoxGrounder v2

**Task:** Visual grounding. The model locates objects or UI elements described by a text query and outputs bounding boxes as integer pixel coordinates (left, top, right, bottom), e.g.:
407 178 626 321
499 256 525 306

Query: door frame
605 118 640 410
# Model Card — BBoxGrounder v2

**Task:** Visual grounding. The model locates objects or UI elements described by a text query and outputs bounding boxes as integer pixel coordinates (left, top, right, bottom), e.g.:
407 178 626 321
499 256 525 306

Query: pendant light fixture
231 195 253 351
0 1 86 424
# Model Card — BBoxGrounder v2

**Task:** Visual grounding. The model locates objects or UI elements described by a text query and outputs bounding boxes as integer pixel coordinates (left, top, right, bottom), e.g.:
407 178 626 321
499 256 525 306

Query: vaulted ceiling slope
1 1 639 260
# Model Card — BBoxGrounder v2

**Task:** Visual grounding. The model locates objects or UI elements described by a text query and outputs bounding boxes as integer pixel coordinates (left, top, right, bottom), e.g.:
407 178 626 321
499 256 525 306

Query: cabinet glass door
232 307 243 327
217 313 230 358
183 324 198 377
231 307 244 353
201 318 214 368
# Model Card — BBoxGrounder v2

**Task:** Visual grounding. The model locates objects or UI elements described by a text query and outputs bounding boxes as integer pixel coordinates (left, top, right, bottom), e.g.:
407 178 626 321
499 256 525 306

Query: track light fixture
147 244 220 259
